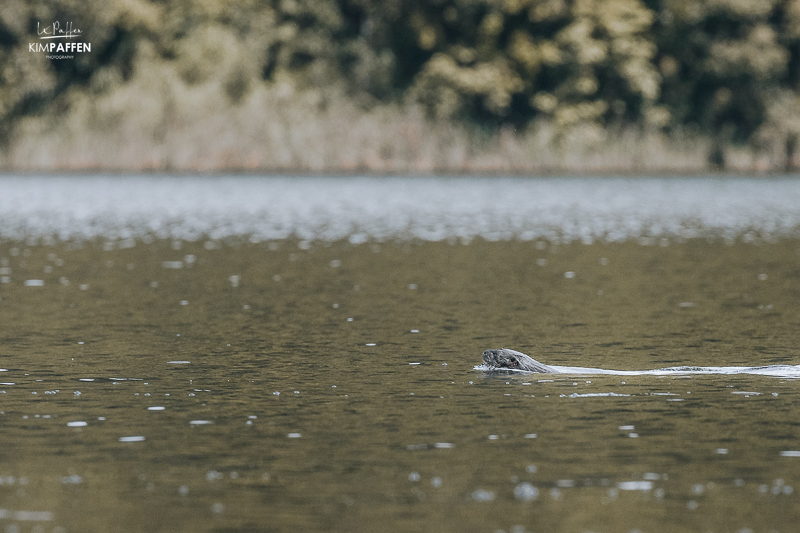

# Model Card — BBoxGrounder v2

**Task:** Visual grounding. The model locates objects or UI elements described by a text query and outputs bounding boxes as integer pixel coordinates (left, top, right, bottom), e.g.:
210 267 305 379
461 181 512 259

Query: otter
481 348 800 377
482 348 558 373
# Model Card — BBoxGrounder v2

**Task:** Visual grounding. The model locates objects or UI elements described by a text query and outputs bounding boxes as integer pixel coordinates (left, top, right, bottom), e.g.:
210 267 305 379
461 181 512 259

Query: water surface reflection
0 236 798 532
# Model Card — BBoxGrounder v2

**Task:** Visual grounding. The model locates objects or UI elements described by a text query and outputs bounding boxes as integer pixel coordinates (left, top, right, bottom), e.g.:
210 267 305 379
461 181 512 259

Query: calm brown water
1 237 800 533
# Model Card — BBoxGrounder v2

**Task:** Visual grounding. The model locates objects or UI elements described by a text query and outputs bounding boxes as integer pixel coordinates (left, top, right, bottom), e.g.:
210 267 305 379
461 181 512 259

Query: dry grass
0 65 768 174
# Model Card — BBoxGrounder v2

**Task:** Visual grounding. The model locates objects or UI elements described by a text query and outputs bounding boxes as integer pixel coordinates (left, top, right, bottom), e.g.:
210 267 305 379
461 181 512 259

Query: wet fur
482 348 557 373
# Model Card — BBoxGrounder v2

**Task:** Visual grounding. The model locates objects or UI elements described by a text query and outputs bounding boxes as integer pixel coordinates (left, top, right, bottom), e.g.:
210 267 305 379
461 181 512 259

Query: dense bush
2 0 800 168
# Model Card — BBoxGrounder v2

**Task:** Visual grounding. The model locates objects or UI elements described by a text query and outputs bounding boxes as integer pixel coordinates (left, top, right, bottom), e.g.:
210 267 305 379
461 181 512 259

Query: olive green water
1 238 800 533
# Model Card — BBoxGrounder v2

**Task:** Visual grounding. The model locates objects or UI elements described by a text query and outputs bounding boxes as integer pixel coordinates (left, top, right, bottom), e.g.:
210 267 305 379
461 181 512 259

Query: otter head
482 348 523 370
481 348 556 373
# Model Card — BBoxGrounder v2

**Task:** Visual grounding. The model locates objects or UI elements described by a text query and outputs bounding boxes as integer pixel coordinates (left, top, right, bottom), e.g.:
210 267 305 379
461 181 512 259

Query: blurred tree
2 0 800 169
346 0 662 149
259 0 395 102
0 0 161 143
650 0 791 168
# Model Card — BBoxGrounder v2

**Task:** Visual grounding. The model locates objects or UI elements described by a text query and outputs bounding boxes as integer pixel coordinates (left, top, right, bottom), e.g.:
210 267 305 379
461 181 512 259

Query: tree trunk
785 133 798 172
708 142 725 171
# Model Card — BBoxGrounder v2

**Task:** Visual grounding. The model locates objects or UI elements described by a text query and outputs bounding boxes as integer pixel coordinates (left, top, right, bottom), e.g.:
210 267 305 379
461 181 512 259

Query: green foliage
409 0 660 130
2 0 800 166
653 0 792 145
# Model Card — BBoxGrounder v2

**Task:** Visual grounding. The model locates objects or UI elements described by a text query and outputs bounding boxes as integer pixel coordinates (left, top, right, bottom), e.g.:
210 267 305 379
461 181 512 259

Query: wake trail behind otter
475 364 800 378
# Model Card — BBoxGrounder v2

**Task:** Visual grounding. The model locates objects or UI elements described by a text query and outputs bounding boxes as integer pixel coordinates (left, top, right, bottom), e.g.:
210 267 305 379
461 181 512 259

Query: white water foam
0 176 799 241
475 364 800 378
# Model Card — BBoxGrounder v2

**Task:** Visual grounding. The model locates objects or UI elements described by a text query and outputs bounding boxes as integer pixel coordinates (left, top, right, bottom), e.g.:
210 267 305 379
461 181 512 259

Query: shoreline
0 168 797 178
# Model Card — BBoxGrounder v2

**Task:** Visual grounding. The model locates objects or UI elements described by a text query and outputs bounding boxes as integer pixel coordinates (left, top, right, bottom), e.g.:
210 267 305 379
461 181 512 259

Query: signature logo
29 21 91 55
37 21 82 39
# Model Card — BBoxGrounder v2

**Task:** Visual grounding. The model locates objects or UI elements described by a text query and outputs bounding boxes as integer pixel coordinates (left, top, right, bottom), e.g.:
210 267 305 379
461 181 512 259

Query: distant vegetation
2 0 800 172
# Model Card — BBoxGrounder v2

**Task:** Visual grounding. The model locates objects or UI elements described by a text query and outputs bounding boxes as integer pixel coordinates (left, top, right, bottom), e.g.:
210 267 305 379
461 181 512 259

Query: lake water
1 176 800 533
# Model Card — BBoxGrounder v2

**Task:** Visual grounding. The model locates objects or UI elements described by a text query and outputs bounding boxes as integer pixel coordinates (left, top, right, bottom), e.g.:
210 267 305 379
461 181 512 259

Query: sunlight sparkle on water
618 481 653 491
119 436 145 442
1 176 799 533
1 176 800 242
